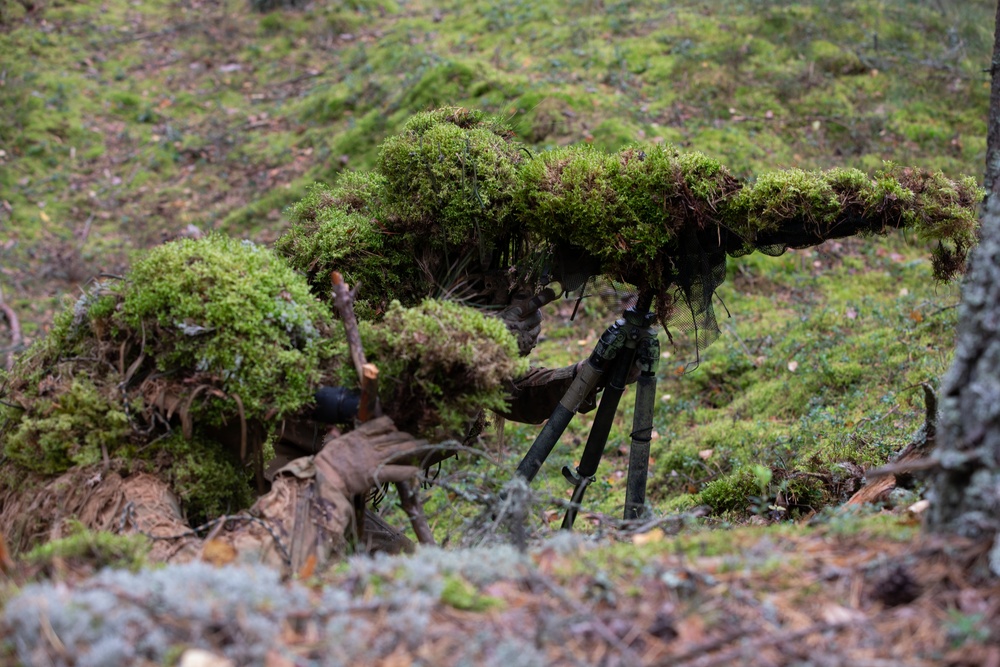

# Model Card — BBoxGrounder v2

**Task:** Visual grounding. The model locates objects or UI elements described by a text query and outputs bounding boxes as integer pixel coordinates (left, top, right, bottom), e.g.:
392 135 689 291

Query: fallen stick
329 271 434 546
396 479 435 546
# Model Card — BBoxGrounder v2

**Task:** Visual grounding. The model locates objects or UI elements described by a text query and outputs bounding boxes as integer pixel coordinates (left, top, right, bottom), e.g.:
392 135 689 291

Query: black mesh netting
561 223 837 371
561 228 731 372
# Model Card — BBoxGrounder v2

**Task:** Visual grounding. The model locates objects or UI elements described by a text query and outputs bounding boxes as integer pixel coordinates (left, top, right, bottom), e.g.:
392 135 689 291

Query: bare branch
0 294 23 372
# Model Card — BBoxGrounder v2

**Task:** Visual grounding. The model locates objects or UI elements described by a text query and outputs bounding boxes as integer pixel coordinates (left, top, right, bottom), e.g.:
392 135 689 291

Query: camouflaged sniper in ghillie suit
0 234 529 565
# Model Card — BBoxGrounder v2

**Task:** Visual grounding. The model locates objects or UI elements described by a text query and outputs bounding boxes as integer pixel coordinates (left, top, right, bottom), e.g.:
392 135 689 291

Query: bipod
514 291 660 528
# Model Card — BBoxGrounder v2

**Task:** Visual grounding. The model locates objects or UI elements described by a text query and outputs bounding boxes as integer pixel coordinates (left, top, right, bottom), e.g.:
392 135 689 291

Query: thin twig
0 291 22 371
395 479 436 546
330 272 381 421
330 271 368 381
669 620 860 667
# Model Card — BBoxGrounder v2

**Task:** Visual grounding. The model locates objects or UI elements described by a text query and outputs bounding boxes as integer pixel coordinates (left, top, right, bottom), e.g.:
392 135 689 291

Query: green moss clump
159 432 257 523
722 165 983 279
807 39 867 75
439 574 503 612
288 170 387 219
377 107 527 260
115 234 341 424
518 143 738 320
724 168 865 245
519 144 739 270
4 379 130 475
700 468 762 515
872 164 982 280
357 299 529 440
517 145 621 255
700 466 827 518
277 108 538 314
1 235 343 525
780 473 828 513
275 177 421 314
24 521 150 573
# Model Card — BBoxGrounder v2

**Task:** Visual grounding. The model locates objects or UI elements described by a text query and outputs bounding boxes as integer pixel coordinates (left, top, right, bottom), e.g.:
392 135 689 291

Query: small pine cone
871 564 922 607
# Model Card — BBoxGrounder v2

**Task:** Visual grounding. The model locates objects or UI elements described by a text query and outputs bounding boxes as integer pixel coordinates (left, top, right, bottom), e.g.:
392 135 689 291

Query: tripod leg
515 314 632 483
562 343 636 529
514 361 603 483
624 336 660 520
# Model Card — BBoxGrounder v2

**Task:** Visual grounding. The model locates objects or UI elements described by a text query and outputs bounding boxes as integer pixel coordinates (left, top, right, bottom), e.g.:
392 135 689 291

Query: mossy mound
700 467 829 518
3 378 131 476
376 108 531 296
355 299 530 442
1 235 343 523
114 235 341 423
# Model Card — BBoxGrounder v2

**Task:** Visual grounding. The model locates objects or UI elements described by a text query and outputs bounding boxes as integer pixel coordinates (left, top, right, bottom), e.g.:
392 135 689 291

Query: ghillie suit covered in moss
0 235 526 563
276 108 537 320
278 108 983 358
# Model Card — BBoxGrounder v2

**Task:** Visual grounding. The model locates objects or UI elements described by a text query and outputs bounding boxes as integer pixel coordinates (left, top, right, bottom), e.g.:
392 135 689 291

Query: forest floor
2 0 999 664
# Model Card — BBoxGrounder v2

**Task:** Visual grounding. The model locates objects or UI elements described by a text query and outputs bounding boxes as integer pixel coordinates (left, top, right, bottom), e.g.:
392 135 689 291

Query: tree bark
927 195 1000 559
987 0 1000 200
926 3 1000 574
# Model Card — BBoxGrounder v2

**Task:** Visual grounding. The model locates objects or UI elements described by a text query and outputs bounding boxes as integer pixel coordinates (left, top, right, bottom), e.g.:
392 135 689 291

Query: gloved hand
499 289 556 357
312 416 426 541
314 416 426 499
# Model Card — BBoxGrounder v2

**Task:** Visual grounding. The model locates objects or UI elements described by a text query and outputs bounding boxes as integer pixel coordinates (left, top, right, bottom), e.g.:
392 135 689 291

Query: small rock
179 649 234 667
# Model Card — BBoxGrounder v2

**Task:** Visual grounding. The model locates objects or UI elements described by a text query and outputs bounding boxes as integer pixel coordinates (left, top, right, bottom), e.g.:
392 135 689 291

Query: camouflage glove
502 358 642 424
500 296 542 357
314 416 426 500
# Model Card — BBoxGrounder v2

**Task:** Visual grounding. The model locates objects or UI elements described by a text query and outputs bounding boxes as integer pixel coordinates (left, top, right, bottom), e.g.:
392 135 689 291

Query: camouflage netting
277 108 983 353
0 235 526 554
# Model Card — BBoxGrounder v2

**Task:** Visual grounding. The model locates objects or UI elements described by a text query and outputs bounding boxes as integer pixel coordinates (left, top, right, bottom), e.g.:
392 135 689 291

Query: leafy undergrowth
2 511 998 666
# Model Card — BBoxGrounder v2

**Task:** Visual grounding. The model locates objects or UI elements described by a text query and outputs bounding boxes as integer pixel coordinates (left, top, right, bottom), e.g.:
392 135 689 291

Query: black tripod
515 290 660 528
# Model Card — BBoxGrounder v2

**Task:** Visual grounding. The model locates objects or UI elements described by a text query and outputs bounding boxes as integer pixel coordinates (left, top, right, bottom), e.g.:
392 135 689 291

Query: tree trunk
928 195 1000 570
987 0 1000 200
926 2 1000 574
